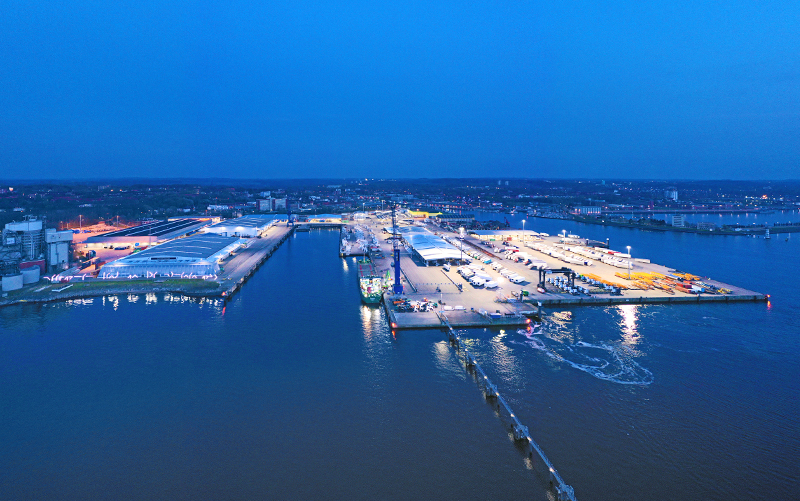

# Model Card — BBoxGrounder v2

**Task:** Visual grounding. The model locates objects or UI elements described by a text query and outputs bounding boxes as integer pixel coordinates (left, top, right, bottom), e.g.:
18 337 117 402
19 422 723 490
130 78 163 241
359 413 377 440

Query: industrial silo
2 273 24 292
21 267 40 284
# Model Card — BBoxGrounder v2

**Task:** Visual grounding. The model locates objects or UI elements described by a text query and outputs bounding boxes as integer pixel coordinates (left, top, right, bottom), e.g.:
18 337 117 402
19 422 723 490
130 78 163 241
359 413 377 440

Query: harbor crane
390 203 403 294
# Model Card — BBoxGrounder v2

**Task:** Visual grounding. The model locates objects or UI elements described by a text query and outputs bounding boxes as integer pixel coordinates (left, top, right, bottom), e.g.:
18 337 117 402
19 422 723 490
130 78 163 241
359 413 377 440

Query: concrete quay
217 225 294 298
354 217 767 330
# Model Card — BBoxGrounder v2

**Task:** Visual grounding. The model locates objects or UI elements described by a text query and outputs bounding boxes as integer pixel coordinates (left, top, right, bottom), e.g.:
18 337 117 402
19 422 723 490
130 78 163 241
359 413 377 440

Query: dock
352 217 767 330
218 224 295 298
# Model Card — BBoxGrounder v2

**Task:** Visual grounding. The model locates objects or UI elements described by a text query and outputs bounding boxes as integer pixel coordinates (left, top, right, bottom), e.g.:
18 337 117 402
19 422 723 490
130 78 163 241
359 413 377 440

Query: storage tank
21 267 40 284
2 274 24 292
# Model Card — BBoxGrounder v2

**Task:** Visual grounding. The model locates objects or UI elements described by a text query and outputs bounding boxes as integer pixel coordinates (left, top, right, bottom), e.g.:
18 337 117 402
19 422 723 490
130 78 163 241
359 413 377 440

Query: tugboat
358 258 384 304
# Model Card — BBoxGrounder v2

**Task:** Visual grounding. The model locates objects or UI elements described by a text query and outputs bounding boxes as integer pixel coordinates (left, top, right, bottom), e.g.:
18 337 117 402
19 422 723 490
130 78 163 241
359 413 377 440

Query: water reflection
360 305 383 335
489 330 525 387
618 305 641 347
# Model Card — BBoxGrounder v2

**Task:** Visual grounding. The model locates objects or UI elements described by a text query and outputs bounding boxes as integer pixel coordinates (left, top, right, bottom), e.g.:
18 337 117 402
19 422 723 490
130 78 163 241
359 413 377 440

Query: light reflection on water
618 304 642 349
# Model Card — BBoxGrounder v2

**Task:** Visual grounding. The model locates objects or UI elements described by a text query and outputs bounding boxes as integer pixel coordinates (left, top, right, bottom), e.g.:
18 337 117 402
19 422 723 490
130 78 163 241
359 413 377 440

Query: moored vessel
358 258 385 304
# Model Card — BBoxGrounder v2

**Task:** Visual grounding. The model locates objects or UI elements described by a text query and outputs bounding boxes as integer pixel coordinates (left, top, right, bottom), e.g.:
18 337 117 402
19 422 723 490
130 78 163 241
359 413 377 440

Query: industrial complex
1 216 73 291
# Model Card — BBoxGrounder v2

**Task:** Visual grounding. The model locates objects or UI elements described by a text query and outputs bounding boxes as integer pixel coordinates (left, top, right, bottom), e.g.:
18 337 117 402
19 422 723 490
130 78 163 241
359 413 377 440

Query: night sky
1 1 798 180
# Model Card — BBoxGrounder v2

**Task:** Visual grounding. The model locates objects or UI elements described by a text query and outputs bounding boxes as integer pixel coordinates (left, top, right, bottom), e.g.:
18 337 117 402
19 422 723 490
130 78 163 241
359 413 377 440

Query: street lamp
627 245 632 279
522 219 526 246
79 214 82 232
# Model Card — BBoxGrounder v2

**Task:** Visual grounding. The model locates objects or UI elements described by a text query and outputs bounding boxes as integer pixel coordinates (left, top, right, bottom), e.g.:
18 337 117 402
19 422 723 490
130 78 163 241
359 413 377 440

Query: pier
353 217 768 330
438 313 577 501
219 225 295 298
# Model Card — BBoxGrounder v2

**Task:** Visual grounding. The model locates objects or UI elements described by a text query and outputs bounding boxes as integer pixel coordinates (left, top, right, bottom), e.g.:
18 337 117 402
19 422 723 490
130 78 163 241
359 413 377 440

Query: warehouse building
432 213 475 225
404 230 462 264
99 233 243 278
202 215 278 238
84 218 211 249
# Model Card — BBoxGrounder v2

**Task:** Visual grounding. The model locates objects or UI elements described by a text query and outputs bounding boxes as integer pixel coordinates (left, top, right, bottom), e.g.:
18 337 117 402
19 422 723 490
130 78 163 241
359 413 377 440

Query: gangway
437 313 577 501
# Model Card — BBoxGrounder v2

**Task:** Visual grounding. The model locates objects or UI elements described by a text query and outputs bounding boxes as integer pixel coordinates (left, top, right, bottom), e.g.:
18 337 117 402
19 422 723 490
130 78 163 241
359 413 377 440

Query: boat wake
516 329 654 385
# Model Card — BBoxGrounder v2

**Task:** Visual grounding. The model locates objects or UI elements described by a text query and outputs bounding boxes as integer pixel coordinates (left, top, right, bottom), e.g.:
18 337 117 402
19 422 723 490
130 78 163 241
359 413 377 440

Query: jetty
439 314 577 501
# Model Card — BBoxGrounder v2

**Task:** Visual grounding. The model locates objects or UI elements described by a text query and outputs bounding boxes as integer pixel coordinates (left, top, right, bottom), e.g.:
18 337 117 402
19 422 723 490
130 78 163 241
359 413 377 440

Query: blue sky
1 1 798 179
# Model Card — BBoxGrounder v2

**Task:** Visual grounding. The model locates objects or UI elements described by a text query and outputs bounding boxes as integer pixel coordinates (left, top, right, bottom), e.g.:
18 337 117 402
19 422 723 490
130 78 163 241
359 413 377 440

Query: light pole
522 219 526 246
627 245 632 279
79 214 82 232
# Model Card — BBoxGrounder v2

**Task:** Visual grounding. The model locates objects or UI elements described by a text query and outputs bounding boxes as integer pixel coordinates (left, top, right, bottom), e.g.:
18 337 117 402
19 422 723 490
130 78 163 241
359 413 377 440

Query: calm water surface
1 225 798 500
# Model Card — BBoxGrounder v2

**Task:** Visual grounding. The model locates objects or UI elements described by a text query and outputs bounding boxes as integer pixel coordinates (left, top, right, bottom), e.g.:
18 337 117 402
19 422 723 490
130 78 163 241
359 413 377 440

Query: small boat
537 286 546 294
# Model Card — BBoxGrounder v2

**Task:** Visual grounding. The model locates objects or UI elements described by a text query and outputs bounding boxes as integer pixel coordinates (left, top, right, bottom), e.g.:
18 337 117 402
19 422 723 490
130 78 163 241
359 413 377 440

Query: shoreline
0 280 225 308
532 215 800 236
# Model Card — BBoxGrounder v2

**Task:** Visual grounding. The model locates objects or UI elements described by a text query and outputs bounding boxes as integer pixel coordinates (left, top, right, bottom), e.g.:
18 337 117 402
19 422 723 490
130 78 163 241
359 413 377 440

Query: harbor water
2 225 798 500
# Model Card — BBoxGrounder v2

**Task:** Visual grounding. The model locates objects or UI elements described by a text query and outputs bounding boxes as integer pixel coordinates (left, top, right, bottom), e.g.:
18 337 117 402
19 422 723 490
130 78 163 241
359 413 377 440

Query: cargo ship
358 258 384 304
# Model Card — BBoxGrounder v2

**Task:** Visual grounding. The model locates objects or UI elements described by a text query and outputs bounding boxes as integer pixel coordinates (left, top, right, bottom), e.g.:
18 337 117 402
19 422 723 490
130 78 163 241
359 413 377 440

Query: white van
469 277 486 287
500 269 515 278
484 281 499 289
510 275 526 284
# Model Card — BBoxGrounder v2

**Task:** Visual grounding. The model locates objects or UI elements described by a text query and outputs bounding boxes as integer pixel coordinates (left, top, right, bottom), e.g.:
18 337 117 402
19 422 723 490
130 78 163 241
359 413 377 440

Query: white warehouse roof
100 234 244 278
203 216 278 237
405 232 462 261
